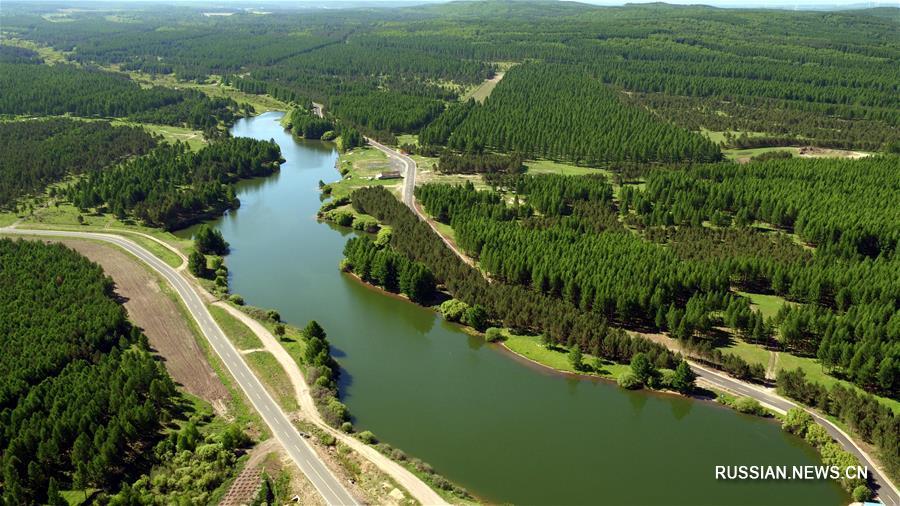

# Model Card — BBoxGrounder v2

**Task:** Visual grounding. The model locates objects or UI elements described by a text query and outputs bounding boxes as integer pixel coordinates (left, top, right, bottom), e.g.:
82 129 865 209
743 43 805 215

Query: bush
332 211 353 227
374 227 392 247
462 304 489 331
351 215 379 233
618 372 643 389
229 294 244 305
852 485 872 502
733 397 766 416
321 130 337 141
340 422 353 433
439 299 469 322
358 431 377 444
484 327 504 343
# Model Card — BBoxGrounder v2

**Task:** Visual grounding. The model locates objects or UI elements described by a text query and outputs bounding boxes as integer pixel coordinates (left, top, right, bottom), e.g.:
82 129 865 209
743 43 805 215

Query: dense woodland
440 64 723 164
0 239 176 503
66 138 281 229
0 118 156 208
351 186 701 373
0 58 239 130
3 1 895 151
416 168 899 397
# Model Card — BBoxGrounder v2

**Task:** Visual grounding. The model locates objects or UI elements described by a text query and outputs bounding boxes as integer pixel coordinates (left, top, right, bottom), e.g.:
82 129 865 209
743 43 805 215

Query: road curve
692 362 898 506
310 108 897 505
1 227 359 506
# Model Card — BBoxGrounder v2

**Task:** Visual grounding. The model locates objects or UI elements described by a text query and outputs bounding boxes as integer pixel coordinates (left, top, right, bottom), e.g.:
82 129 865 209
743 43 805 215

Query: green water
180 112 847 505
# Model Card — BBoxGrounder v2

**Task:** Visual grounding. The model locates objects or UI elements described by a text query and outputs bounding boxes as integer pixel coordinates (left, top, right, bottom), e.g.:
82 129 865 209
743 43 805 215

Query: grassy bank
502 331 632 380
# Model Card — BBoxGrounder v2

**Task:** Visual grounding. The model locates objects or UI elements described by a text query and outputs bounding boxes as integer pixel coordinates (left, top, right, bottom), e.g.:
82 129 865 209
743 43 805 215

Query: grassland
525 159 610 177
327 146 400 200
210 305 264 350
502 331 631 380
736 291 795 320
7 197 191 267
244 350 299 412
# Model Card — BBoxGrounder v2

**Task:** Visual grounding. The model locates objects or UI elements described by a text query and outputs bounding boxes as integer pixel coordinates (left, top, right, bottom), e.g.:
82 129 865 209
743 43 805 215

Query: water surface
180 112 847 505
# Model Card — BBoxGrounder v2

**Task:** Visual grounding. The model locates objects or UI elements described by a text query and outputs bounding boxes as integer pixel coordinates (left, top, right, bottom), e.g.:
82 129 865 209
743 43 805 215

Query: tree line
0 62 239 129
778 368 899 486
66 138 282 229
351 186 681 370
0 118 157 208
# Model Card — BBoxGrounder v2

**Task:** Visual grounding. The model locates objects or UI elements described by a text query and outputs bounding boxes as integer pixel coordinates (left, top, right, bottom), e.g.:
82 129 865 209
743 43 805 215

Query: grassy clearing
717 337 771 368
461 72 504 103
776 353 900 414
396 134 418 147
113 119 207 151
503 331 631 380
737 291 795 320
244 351 299 412
0 38 70 64
724 146 798 160
525 159 610 177
716 335 900 414
120 72 290 113
328 146 399 200
210 306 264 350
700 129 770 145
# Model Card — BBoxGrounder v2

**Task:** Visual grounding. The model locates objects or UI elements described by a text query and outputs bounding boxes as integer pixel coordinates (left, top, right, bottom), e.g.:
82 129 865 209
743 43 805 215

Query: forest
416 167 898 397
350 186 708 375
441 64 723 164
0 118 156 208
66 138 282 229
0 60 239 130
0 239 176 503
3 2 895 152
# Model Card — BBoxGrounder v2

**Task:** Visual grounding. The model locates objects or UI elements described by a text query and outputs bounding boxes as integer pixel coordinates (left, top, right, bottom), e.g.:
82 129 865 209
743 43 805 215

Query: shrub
358 431 377 444
229 294 244 305
439 299 469 322
618 372 643 389
462 304 489 331
340 422 353 433
852 485 872 502
374 227 392 247
733 397 766 416
484 327 504 343
332 211 353 227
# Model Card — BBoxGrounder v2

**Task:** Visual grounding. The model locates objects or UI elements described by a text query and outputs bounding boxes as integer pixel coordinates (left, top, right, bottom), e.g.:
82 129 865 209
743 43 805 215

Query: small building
374 170 402 180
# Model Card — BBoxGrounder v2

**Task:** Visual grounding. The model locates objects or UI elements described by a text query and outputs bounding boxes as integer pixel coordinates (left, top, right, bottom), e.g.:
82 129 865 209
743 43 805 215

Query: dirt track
58 239 231 411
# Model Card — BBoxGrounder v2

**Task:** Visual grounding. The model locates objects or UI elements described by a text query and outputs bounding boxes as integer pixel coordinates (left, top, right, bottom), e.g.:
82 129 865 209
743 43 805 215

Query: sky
13 0 900 9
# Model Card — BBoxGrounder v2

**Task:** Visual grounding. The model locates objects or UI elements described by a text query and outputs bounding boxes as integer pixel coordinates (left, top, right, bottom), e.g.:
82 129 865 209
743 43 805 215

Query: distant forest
1 1 896 152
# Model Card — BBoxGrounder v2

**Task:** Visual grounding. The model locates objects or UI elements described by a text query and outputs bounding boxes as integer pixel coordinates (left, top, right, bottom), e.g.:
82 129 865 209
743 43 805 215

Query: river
179 112 847 505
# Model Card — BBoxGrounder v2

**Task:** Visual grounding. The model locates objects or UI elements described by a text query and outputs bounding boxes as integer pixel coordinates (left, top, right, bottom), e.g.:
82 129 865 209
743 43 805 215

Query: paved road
366 137 416 207
693 362 898 506
2 227 359 506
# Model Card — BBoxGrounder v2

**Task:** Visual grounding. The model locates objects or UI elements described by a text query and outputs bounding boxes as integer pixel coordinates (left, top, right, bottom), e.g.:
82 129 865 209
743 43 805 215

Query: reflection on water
186 112 846 506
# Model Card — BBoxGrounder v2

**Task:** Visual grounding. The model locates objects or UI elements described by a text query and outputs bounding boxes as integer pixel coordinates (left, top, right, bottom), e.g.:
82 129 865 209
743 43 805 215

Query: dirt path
212 302 448 506
55 239 230 411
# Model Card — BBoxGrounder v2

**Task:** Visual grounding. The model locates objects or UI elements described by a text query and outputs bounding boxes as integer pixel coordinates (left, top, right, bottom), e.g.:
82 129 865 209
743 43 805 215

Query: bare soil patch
57 239 231 409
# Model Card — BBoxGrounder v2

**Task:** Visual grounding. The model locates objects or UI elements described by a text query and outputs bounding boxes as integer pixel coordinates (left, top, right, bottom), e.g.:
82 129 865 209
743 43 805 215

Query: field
53 238 230 408
461 71 505 103
525 159 610 177
328 146 400 200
